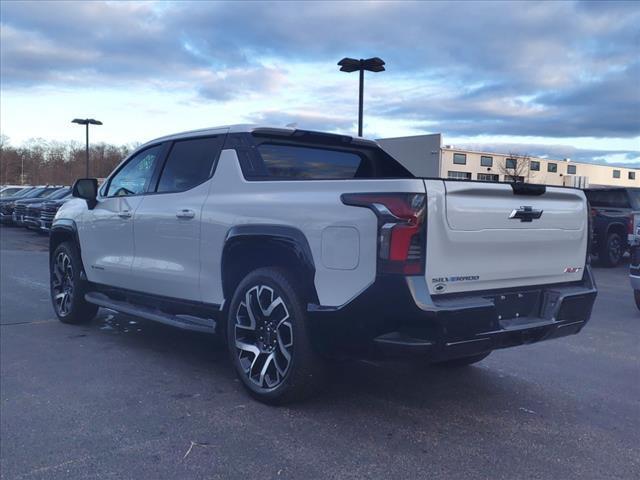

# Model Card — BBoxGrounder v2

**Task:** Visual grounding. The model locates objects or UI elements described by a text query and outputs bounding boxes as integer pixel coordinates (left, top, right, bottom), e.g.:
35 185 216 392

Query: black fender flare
221 224 316 301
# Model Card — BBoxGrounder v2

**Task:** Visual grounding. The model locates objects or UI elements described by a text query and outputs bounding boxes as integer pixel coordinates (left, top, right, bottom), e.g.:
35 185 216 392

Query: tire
599 232 623 267
635 290 640 311
50 241 98 324
226 267 326 404
432 352 491 368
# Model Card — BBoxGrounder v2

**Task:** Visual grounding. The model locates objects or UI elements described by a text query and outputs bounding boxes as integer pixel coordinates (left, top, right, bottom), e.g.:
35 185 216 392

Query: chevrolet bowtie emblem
509 206 543 222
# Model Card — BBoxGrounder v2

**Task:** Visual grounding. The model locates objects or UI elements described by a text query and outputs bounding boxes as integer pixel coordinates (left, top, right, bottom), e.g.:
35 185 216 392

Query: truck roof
141 125 378 149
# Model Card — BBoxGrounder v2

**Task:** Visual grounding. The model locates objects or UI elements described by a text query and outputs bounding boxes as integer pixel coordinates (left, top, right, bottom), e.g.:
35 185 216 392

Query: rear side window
256 144 363 180
157 137 222 193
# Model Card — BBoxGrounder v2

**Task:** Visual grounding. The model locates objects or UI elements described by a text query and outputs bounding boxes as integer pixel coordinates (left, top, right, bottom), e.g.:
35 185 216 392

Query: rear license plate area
492 290 541 319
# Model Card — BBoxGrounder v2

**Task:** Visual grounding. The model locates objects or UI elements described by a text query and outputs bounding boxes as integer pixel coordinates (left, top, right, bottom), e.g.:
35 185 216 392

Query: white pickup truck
49 125 597 403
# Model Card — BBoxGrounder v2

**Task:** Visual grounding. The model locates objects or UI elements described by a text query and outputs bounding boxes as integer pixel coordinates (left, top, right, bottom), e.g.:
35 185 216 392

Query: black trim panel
224 224 315 273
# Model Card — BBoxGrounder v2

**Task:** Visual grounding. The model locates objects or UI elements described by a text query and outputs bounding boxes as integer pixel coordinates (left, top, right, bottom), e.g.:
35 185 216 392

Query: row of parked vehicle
585 187 640 268
0 184 72 232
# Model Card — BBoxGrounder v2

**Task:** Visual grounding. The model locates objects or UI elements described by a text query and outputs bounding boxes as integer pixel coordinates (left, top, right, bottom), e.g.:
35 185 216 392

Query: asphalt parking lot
1 226 638 480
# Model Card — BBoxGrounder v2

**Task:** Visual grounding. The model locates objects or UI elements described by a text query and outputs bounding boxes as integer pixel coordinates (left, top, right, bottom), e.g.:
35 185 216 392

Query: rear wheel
599 232 623 267
432 352 491 367
634 290 640 311
50 242 98 324
226 267 325 404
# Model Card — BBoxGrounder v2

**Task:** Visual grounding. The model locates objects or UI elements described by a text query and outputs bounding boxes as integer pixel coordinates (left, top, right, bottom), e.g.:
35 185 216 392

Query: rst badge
564 267 582 273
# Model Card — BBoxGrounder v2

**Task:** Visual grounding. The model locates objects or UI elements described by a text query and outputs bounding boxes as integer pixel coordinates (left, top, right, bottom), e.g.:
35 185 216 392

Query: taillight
341 193 426 275
628 214 634 235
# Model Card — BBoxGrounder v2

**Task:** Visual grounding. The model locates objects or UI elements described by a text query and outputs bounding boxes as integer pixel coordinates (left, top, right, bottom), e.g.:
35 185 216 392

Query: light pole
72 118 102 177
337 57 385 137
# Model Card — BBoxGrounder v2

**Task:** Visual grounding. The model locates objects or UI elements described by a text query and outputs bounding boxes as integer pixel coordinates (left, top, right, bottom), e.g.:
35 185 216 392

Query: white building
378 134 639 188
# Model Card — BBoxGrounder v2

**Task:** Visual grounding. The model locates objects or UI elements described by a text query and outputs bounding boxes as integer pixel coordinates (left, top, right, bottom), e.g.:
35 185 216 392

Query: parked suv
50 126 597 403
584 187 640 267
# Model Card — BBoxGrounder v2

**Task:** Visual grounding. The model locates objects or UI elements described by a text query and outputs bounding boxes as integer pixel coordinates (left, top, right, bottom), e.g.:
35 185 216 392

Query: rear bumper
311 268 597 361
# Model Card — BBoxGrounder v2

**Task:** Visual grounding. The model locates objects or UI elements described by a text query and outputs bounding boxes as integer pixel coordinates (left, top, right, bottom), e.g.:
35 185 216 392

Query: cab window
156 137 222 193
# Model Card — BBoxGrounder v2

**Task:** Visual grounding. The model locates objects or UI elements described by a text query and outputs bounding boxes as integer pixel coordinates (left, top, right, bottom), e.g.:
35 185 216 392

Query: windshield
49 188 71 200
36 188 61 198
628 189 640 210
0 188 25 198
8 188 34 199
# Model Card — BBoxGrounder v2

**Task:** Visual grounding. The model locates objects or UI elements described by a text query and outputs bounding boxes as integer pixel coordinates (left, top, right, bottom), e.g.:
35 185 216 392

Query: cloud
454 142 640 168
1 0 639 144
251 110 356 133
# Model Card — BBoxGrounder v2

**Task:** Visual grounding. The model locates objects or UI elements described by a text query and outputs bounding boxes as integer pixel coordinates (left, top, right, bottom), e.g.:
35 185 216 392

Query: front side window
480 156 493 167
453 153 467 165
530 161 540 171
567 164 577 175
107 144 163 197
157 137 221 193
256 144 364 180
548 163 558 173
505 158 517 169
629 171 636 180
613 170 621 179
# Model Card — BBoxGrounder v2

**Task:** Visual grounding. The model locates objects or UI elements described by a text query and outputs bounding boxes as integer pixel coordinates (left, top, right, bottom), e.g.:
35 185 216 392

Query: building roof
442 145 640 171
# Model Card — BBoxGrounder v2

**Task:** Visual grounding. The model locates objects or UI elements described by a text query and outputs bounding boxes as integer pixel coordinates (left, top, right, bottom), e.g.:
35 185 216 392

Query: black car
585 187 640 267
8 187 66 226
35 190 73 232
0 187 44 223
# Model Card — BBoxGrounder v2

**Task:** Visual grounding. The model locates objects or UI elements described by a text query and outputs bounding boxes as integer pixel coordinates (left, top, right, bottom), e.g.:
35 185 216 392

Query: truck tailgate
424 180 588 295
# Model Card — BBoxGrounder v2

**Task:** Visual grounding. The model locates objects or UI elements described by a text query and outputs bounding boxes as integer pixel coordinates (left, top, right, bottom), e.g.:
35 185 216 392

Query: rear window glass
253 143 412 180
586 189 631 208
628 190 640 210
257 144 362 180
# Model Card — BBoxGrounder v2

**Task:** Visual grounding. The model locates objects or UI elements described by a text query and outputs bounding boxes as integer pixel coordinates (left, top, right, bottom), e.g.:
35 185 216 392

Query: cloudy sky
1 0 639 166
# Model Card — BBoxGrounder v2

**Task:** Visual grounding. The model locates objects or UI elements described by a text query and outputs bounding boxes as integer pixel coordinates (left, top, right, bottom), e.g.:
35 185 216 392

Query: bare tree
0 137 133 185
498 152 535 183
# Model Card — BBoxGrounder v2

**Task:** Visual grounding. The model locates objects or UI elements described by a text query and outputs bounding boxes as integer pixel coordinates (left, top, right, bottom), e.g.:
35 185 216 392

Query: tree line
0 136 135 186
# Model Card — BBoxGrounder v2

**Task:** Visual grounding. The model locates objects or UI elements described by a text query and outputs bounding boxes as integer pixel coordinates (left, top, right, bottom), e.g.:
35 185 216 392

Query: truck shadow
88 308 552 418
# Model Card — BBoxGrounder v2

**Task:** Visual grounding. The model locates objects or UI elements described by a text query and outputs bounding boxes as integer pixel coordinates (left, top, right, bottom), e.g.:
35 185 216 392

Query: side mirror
72 178 98 209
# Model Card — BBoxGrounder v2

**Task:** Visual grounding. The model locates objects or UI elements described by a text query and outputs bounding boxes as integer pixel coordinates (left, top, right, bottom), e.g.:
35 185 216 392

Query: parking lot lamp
72 118 103 177
338 57 385 137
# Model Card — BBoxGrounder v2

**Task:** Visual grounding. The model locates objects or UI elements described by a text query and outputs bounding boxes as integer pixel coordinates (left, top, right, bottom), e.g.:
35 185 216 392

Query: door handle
176 209 195 219
118 210 132 219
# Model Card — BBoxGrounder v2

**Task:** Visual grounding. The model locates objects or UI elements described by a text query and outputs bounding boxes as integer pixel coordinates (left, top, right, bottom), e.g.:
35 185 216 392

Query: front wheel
50 242 98 324
634 290 640 311
226 267 325 404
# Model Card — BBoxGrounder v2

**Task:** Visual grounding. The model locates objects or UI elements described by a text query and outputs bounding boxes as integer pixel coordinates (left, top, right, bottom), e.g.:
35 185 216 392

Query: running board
85 292 217 334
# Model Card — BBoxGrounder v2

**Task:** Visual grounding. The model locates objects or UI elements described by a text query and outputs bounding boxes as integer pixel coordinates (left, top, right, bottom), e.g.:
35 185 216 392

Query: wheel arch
49 219 82 264
221 225 319 307
607 221 627 237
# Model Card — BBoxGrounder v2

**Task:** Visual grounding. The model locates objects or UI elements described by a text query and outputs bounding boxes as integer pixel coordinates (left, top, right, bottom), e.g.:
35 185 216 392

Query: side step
85 292 217 334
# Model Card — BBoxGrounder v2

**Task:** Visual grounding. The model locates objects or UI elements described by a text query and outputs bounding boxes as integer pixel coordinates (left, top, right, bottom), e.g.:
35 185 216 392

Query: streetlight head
71 118 103 125
362 57 385 73
338 57 361 73
338 57 385 73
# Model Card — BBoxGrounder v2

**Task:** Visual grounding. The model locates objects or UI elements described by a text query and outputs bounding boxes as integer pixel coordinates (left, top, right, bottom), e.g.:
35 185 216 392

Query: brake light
628 214 634 235
341 193 426 275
